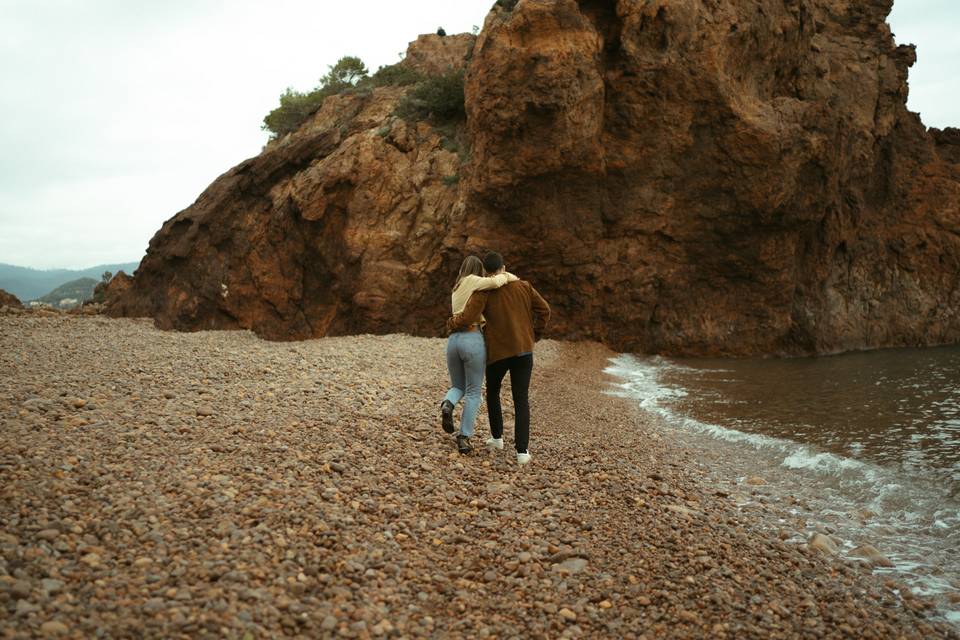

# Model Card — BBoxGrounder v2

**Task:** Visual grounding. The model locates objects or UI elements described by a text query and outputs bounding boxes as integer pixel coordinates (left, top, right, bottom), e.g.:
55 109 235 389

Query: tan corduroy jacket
447 280 551 364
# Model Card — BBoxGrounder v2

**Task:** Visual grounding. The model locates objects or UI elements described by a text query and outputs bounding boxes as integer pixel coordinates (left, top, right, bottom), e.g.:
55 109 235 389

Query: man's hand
445 315 461 334
447 290 489 333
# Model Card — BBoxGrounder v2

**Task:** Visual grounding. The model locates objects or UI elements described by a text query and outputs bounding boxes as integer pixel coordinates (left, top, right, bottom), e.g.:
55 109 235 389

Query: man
446 252 550 465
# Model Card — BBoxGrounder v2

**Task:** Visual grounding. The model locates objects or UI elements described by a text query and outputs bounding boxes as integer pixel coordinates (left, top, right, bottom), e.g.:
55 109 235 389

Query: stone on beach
39 621 69 636
809 533 840 556
553 558 589 575
849 544 896 568
0 315 954 639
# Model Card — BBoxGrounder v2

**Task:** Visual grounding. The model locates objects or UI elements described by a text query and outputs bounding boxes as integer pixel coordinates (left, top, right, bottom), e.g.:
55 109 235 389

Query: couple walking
441 251 550 464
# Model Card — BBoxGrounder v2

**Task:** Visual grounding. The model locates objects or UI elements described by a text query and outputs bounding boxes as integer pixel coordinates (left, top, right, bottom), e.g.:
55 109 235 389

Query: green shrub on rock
262 87 333 138
368 63 423 88
263 55 464 139
320 56 369 92
394 70 466 124
262 56 370 139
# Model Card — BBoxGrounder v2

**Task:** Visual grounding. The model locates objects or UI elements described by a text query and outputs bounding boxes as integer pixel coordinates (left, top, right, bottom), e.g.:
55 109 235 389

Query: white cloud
0 0 956 269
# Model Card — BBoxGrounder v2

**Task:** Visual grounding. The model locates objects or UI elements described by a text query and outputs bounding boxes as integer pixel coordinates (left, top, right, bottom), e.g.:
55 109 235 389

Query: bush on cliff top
321 56 368 91
263 56 368 138
368 63 423 88
263 57 428 138
394 69 466 124
262 87 333 138
263 56 465 138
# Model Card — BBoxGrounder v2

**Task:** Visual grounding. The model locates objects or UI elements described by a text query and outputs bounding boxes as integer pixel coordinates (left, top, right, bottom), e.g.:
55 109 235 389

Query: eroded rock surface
110 0 960 355
402 33 476 75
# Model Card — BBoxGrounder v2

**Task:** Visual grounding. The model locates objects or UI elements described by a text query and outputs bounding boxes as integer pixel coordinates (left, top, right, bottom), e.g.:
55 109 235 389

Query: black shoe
456 434 472 454
441 400 455 434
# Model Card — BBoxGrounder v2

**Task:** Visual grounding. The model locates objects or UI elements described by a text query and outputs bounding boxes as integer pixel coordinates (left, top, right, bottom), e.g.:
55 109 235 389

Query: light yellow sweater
451 273 518 318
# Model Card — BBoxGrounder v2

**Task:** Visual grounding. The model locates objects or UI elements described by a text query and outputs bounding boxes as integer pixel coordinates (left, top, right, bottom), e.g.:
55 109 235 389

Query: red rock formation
94 271 134 307
110 0 960 356
0 289 22 309
402 33 476 75
109 39 469 340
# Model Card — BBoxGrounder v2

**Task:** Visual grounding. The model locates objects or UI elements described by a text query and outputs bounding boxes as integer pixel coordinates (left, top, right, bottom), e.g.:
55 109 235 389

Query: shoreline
603 350 960 625
1 315 956 638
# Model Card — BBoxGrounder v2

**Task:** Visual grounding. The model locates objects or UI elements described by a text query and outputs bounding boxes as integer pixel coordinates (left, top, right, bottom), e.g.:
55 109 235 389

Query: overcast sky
0 0 957 270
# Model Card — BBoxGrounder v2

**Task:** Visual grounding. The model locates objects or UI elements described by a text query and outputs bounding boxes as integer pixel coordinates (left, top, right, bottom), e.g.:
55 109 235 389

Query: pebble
142 597 165 613
40 621 69 636
11 580 31 598
555 557 589 574
849 544 895 568
40 579 64 594
321 615 338 631
809 533 839 555
0 317 952 640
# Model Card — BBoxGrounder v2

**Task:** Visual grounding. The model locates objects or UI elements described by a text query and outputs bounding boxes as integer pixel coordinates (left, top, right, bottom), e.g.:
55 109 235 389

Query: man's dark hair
482 251 504 273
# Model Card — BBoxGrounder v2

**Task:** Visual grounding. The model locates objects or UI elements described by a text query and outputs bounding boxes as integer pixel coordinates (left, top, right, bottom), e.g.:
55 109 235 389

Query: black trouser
486 354 534 453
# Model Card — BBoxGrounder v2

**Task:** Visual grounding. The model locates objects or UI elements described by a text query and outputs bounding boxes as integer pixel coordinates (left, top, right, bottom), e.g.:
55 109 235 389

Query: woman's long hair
453 256 484 291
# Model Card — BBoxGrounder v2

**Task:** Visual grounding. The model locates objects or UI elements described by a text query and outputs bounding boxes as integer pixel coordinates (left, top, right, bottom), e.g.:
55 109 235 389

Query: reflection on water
605 345 960 625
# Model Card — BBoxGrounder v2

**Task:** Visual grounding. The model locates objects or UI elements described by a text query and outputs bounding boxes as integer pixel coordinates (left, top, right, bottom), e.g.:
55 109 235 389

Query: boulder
849 544 895 567
94 271 134 309
0 289 23 309
808 533 839 556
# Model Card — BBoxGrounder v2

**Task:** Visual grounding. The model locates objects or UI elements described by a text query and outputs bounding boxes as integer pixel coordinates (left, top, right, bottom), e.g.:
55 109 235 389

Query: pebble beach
1 314 956 639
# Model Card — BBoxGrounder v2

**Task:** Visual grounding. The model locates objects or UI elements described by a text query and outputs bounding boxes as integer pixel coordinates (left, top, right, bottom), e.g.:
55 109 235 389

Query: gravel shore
1 315 956 639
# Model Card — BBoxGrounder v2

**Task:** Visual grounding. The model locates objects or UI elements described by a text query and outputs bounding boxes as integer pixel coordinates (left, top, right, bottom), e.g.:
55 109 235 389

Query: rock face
402 33 476 75
0 289 22 309
110 0 960 356
108 44 468 340
94 271 133 306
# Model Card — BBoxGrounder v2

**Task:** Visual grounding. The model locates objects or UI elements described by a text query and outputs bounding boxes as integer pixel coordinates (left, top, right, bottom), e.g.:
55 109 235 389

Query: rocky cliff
109 0 960 356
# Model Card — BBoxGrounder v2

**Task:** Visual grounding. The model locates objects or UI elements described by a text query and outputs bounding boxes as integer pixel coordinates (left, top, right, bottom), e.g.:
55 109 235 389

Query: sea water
605 345 960 625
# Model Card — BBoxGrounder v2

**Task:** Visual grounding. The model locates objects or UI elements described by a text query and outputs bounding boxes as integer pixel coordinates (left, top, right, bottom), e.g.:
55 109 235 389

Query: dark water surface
606 345 960 624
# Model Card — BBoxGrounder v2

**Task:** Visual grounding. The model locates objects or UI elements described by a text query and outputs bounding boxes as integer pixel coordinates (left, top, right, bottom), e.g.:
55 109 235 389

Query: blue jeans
443 331 486 438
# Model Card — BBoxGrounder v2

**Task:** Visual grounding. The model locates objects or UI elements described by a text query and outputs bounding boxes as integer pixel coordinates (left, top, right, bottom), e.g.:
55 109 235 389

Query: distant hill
0 262 139 301
35 278 99 308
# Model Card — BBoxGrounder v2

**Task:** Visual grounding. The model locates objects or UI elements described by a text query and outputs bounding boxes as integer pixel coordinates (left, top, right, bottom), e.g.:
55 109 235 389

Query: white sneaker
485 437 504 450
517 452 531 465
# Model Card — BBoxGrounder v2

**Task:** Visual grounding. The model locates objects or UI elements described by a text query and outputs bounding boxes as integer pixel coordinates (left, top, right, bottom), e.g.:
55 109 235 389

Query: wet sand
1 314 956 638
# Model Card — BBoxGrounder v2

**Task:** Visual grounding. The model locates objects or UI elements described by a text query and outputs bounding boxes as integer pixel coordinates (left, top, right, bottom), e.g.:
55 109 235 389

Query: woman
441 256 518 453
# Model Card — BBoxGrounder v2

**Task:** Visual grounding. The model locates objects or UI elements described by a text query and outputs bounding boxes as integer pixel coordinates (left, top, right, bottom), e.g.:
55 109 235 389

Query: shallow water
605 345 960 625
